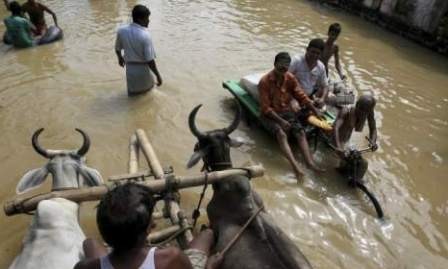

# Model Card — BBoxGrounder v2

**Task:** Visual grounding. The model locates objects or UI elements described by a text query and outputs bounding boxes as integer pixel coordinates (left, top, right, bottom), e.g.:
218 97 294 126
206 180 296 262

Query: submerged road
0 0 447 268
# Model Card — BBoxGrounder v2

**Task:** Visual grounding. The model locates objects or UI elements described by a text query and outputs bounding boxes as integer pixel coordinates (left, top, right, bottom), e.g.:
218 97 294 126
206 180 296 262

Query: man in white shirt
115 5 162 95
289 38 329 108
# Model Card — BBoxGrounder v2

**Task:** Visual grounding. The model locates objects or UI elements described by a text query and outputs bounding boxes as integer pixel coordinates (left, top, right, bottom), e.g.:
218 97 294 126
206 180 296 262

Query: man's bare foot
310 164 326 173
293 167 304 182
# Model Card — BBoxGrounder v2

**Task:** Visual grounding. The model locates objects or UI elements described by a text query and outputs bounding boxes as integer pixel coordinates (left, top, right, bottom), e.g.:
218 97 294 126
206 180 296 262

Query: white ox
9 128 103 269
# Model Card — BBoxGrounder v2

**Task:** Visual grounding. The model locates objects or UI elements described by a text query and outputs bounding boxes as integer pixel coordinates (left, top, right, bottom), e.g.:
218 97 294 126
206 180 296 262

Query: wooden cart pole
166 199 193 248
135 129 194 247
130 132 169 242
135 129 164 179
128 134 139 174
133 130 166 219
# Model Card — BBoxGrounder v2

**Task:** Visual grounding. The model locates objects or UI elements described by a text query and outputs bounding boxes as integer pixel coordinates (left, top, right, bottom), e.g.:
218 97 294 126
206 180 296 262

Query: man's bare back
321 42 338 69
321 23 345 80
333 95 378 151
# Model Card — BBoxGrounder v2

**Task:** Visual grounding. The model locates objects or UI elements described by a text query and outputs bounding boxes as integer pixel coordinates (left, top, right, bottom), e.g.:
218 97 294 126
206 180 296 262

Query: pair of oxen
8 105 312 269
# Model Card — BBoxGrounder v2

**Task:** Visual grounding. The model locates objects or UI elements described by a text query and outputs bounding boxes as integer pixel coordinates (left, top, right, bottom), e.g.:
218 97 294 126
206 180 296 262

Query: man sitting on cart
259 52 325 180
289 38 329 108
289 38 354 109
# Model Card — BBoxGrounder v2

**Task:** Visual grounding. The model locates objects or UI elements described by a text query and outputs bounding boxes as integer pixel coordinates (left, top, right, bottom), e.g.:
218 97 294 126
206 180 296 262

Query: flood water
0 0 447 268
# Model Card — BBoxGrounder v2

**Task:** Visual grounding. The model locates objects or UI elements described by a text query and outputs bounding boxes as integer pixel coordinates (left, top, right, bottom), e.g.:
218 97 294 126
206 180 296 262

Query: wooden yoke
4 165 264 216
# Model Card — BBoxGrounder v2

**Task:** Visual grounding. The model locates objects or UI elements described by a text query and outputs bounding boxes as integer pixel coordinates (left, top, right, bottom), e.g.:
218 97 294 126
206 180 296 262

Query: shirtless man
320 23 346 80
333 94 378 153
74 183 222 269
21 0 57 35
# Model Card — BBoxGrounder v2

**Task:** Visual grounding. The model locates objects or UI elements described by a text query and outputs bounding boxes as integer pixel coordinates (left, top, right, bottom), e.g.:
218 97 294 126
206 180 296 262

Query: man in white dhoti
115 4 162 95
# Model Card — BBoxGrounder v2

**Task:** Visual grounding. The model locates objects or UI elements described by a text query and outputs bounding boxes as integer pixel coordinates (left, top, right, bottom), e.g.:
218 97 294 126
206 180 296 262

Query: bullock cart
4 129 264 250
223 76 384 218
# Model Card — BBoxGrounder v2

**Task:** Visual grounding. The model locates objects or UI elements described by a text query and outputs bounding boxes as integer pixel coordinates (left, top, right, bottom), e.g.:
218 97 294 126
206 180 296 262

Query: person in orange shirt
259 52 324 180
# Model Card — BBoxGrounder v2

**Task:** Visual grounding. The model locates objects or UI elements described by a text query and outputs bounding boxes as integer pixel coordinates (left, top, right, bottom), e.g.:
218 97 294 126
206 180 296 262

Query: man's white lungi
126 64 154 95
115 23 157 95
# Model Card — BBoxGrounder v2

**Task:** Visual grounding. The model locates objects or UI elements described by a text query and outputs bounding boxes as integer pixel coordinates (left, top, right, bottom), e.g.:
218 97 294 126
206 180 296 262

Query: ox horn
32 128 52 158
75 128 90 156
188 104 206 138
224 101 241 135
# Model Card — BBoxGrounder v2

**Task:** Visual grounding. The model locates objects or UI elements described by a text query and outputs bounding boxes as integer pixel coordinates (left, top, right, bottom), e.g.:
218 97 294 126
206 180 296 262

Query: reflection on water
0 0 447 268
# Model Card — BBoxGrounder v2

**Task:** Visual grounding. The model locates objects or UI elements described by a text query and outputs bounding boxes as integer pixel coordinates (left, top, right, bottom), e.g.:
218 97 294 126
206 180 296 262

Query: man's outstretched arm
115 49 124 67
114 34 125 67
314 85 329 107
83 238 108 259
42 4 58 26
367 110 378 150
334 45 346 80
291 81 323 119
333 107 348 152
73 238 107 269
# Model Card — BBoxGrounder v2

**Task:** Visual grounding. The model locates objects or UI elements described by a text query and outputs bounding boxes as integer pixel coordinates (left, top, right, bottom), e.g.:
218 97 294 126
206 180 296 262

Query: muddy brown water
0 0 447 268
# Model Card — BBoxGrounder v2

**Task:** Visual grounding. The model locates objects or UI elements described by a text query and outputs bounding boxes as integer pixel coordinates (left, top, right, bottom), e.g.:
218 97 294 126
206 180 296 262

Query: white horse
9 128 103 269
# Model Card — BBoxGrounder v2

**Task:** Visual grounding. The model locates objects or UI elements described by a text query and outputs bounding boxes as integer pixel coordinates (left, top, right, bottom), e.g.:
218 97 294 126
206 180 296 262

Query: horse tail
354 181 384 219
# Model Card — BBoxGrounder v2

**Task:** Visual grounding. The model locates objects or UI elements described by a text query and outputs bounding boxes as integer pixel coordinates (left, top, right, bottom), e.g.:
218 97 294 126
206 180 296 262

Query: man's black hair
97 182 156 252
329 23 341 34
132 4 151 22
274 51 291 64
307 38 325 52
9 1 22 16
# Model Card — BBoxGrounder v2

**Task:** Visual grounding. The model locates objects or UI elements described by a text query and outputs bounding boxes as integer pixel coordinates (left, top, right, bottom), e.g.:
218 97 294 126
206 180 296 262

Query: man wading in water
74 183 222 269
115 4 163 96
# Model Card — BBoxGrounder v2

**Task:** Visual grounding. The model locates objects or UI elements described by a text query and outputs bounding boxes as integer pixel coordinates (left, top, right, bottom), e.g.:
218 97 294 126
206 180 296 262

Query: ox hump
35 198 80 228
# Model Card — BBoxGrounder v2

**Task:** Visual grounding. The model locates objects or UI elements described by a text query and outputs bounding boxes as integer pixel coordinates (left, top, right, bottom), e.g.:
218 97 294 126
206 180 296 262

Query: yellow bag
307 115 333 131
